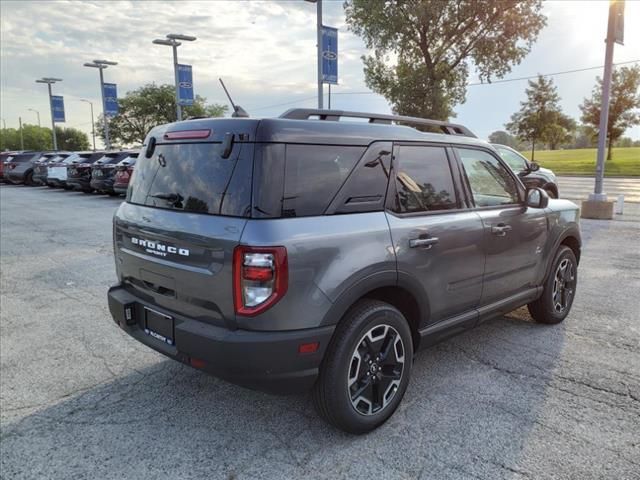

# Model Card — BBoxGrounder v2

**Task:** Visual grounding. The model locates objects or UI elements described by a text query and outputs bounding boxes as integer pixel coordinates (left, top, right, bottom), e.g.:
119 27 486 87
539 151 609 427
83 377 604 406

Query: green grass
520 147 640 176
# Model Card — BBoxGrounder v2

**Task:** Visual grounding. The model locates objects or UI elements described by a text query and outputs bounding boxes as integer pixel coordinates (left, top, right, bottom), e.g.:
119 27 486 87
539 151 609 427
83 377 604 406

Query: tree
0 125 89 151
97 83 228 146
506 75 574 159
344 0 547 120
579 65 640 161
488 130 521 149
55 126 90 151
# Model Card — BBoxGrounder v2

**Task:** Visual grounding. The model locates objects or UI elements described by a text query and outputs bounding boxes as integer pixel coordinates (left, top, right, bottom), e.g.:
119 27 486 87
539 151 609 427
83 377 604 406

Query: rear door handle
409 237 439 249
491 224 512 236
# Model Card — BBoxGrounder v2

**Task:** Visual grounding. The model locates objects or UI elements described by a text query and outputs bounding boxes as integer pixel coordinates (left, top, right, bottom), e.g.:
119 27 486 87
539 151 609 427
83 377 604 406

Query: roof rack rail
279 108 476 138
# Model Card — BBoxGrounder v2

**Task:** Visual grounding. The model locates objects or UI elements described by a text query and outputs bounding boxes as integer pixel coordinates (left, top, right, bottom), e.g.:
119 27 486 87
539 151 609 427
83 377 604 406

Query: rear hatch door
114 121 256 328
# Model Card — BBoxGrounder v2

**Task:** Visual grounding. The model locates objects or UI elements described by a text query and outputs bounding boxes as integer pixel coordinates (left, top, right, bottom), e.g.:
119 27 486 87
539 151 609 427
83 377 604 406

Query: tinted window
7 153 37 163
392 146 457 213
127 142 250 217
282 145 364 217
495 146 527 171
330 143 393 214
457 148 520 207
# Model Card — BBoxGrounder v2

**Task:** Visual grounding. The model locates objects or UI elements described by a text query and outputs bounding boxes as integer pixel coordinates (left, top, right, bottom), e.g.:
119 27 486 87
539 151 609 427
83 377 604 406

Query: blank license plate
144 307 174 346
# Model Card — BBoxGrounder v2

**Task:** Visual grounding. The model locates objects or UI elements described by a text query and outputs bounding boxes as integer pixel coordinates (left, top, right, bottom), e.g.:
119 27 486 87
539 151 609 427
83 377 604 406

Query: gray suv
108 109 581 433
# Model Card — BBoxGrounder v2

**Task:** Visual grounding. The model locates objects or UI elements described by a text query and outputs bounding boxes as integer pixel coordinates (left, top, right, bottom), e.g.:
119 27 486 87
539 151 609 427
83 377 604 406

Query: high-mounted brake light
164 129 211 140
233 246 288 316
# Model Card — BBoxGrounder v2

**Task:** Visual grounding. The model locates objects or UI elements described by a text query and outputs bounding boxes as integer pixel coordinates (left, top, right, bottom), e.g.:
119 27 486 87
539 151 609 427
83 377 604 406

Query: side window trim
453 145 525 209
385 141 463 217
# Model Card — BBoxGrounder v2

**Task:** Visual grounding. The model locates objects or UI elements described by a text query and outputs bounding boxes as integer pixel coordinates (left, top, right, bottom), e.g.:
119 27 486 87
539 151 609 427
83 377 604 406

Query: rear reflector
189 358 206 369
164 129 211 140
298 342 319 354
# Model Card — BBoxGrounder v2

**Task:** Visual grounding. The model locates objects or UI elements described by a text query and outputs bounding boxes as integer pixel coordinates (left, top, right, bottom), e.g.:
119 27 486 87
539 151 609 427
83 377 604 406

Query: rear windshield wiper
150 192 184 207
151 192 183 202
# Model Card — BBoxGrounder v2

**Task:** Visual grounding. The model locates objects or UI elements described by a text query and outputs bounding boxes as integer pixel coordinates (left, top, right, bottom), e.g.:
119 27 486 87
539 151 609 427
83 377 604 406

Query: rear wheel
24 171 34 186
313 299 413 434
528 246 577 324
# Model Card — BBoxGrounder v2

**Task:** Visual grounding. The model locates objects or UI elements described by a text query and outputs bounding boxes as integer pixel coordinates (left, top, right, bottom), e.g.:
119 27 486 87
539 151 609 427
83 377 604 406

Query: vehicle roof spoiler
279 108 476 138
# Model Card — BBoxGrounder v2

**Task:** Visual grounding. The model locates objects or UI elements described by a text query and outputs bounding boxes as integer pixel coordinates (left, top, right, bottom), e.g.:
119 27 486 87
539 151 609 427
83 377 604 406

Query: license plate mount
144 307 175 346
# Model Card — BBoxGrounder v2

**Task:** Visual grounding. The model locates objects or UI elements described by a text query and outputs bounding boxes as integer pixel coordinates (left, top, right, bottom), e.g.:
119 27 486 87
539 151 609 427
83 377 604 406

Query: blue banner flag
177 64 194 106
51 95 65 122
321 25 338 84
103 83 119 116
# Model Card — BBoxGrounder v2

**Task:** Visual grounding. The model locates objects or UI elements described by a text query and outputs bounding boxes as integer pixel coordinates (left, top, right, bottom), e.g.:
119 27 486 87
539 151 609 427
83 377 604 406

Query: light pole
80 99 96 151
305 0 323 109
35 77 62 150
84 59 117 150
153 33 197 121
28 108 41 127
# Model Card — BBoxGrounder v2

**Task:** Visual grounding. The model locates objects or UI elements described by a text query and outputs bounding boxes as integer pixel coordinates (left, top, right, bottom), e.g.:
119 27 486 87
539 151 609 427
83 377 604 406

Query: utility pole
19 116 24 150
84 59 117 149
81 99 96 151
153 33 197 121
28 109 41 127
583 0 625 219
35 77 62 151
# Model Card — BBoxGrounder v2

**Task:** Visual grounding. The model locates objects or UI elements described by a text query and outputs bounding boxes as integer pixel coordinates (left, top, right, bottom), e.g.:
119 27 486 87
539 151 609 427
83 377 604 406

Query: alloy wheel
347 324 405 416
552 258 575 313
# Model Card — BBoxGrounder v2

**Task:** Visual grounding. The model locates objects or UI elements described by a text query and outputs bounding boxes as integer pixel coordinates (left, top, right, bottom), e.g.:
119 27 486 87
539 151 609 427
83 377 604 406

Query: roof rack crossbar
279 109 476 138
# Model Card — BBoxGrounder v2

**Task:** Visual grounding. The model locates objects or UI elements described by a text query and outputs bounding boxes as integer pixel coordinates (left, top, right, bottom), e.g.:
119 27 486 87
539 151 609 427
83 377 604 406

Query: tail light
233 246 288 316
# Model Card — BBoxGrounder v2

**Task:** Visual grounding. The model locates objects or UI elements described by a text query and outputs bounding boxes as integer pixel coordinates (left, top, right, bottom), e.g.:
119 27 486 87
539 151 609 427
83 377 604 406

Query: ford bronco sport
108 109 581 434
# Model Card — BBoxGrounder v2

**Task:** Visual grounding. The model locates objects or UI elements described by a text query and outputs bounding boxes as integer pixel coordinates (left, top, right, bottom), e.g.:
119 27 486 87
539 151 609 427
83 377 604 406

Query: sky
1 0 639 148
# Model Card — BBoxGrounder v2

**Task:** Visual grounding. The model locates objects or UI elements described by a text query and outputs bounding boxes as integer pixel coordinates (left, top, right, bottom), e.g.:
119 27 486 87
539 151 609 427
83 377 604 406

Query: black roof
148 109 489 148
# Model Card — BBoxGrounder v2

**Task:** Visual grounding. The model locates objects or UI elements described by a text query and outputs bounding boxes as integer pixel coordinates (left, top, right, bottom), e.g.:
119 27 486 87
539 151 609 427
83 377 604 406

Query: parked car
108 110 581 434
0 151 18 182
112 152 139 195
66 151 108 193
3 151 43 185
33 152 71 186
47 152 92 188
90 151 138 195
492 144 559 198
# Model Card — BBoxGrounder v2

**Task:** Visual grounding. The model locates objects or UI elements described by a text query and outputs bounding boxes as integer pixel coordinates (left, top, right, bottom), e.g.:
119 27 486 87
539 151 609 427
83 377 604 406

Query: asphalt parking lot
1 184 639 480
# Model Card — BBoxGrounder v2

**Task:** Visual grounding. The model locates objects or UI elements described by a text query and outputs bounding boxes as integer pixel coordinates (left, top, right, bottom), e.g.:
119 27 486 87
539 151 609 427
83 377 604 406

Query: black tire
83 188 93 194
528 246 577 324
24 171 34 186
313 299 413 434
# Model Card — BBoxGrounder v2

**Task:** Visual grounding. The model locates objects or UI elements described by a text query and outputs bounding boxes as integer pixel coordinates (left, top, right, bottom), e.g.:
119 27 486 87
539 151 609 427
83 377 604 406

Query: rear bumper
47 177 66 187
113 184 128 195
6 172 25 184
108 284 334 394
90 178 115 192
67 177 91 190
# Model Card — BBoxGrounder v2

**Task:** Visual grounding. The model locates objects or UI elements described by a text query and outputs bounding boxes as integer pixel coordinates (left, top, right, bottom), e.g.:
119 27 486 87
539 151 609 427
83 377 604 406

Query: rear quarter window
282 145 365 217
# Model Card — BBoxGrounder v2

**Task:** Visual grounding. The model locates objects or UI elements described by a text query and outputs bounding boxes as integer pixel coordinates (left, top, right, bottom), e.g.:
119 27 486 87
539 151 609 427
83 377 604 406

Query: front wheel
528 246 578 324
313 299 413 434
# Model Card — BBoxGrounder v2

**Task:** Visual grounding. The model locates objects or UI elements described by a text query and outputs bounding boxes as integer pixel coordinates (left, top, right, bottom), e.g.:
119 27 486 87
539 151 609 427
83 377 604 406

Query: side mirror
528 161 540 172
526 187 549 209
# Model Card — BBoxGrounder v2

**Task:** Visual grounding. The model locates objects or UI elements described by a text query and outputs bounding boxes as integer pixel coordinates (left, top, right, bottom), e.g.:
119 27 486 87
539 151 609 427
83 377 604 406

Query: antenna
219 78 249 118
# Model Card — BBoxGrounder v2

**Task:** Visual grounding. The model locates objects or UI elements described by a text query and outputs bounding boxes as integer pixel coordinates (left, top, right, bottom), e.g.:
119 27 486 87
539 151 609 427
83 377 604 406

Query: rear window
7 154 36 163
282 145 365 217
127 142 251 217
